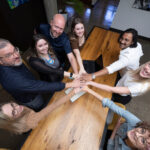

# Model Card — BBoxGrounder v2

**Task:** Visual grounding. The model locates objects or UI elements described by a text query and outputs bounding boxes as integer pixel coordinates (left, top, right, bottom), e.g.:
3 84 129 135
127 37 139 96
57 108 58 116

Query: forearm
67 53 78 74
35 90 75 122
74 49 85 71
70 58 78 74
29 57 64 76
88 81 115 93
88 81 130 94
65 82 73 88
93 68 108 78
85 88 103 101
110 117 121 140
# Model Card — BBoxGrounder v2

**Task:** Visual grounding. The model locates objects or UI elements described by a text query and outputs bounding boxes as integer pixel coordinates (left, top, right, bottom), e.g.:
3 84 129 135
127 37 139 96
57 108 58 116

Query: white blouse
116 72 149 97
106 42 143 77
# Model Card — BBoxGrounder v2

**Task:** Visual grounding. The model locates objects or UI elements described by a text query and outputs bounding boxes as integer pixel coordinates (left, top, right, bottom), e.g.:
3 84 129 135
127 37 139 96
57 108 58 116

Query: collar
49 30 55 39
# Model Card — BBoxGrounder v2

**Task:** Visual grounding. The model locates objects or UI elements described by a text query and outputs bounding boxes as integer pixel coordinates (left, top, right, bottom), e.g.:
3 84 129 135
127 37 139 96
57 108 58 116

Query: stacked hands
68 73 93 94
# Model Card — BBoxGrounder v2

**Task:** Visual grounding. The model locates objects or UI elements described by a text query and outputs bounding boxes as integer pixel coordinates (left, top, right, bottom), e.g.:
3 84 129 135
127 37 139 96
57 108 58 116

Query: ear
50 20 53 26
0 59 3 65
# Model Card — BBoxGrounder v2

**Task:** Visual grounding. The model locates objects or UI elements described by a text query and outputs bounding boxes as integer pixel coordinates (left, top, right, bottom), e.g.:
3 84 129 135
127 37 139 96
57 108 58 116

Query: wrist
72 73 77 78
91 73 96 80
69 72 74 79
64 71 70 77
65 82 72 88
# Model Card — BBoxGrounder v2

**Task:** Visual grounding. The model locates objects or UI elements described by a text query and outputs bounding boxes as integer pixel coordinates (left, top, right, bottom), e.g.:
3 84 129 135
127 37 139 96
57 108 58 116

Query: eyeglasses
0 47 20 59
10 103 18 117
136 128 150 147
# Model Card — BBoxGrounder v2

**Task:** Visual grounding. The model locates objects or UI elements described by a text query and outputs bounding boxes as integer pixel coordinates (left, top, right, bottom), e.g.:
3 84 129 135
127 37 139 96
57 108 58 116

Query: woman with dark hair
28 34 76 82
69 17 86 74
83 86 150 150
0 88 81 134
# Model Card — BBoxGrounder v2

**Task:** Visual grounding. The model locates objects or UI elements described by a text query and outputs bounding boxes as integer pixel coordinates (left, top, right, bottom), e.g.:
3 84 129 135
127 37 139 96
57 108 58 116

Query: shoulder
38 24 50 33
70 35 77 41
39 24 50 29
60 32 69 41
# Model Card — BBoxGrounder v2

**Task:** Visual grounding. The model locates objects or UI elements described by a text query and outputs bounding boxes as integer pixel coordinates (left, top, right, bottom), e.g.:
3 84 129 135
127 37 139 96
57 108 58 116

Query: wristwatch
69 72 73 79
92 73 96 80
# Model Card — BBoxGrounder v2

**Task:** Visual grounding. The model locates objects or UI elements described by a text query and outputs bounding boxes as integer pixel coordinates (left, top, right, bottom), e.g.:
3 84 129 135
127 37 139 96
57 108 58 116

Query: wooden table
21 27 120 150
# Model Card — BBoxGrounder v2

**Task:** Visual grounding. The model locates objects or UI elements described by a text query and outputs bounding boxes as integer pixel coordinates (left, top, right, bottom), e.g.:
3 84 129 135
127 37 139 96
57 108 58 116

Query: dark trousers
112 93 132 105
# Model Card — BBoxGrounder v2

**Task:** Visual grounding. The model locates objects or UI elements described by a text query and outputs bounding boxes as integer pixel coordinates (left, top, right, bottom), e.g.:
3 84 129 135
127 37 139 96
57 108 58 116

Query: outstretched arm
84 86 140 125
81 68 108 81
73 49 86 74
27 88 80 129
67 53 78 74
87 81 130 95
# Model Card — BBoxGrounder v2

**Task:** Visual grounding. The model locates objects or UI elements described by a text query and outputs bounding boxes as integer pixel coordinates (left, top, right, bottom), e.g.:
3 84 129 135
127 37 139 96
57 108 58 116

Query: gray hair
0 38 11 49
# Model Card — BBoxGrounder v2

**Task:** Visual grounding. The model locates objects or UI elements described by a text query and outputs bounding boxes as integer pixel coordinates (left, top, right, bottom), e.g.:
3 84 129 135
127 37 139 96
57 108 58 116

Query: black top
0 64 65 103
37 24 72 66
29 57 64 82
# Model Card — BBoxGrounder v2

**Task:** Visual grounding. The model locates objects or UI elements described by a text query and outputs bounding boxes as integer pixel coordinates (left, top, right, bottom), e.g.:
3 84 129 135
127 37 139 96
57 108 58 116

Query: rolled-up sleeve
128 82 149 97
107 139 115 150
106 52 129 74
102 98 140 126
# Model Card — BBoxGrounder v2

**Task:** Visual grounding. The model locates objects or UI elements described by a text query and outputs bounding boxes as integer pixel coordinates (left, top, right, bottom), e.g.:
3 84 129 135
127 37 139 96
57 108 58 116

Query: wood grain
21 27 120 150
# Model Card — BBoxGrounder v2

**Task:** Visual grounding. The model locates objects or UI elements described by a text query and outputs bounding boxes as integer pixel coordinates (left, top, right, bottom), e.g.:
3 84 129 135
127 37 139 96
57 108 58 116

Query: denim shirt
102 98 141 150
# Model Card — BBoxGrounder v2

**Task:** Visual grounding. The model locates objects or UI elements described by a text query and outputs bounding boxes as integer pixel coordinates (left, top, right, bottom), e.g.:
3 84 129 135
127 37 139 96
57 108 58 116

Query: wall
111 0 150 38
0 0 47 51
43 0 58 22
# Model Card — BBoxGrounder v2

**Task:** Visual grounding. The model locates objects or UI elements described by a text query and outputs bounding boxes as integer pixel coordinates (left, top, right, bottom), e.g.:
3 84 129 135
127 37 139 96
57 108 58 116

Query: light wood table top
21 27 120 150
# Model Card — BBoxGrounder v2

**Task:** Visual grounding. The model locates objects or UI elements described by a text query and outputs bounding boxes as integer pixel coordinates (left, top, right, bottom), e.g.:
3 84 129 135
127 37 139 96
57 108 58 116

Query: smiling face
140 62 150 79
35 39 49 56
2 103 24 119
119 33 133 49
0 43 22 66
127 127 150 149
50 14 65 38
74 23 85 38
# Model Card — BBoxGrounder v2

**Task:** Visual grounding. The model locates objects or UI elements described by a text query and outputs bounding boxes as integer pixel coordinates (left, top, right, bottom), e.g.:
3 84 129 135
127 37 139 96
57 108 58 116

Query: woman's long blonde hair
129 61 150 91
0 103 31 134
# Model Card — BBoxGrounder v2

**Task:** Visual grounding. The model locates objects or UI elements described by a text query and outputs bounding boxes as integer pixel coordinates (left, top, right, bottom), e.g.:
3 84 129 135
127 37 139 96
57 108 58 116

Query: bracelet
69 72 73 79
92 73 96 80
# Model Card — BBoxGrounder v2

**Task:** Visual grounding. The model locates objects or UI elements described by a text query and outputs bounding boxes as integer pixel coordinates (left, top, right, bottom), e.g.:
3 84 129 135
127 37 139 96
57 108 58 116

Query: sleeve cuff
108 139 114 145
102 98 110 107
106 66 113 74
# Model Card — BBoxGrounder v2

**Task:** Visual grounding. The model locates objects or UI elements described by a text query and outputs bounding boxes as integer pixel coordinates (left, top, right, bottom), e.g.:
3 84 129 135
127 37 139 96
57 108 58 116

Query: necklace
79 36 85 47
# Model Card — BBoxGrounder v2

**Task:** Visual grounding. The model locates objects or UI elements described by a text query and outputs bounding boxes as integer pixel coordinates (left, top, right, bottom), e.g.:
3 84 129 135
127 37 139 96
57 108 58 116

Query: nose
144 65 150 73
120 39 125 44
13 51 19 57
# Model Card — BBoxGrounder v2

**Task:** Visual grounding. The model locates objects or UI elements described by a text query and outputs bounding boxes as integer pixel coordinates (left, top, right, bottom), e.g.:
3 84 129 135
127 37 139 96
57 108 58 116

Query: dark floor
1 0 150 149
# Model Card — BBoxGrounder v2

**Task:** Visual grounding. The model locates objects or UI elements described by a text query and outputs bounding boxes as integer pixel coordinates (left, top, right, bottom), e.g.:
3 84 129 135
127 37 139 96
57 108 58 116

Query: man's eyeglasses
0 47 19 59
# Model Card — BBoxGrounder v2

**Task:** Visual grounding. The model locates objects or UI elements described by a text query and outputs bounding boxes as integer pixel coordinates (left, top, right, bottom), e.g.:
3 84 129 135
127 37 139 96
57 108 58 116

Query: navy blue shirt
0 64 65 103
37 24 72 65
